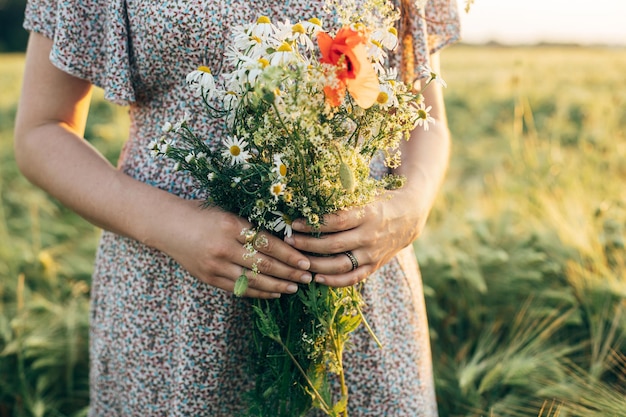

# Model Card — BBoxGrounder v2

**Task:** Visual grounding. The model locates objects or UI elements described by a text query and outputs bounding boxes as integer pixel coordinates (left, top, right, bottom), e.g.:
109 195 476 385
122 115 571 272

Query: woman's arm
14 33 312 297
285 52 450 286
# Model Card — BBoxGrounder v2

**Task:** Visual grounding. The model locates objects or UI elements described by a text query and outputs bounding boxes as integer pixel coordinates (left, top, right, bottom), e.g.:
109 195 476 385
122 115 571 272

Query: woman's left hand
284 188 428 287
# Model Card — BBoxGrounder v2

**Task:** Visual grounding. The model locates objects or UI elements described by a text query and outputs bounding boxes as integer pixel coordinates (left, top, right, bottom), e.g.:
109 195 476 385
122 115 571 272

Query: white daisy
415 102 435 131
371 27 398 51
172 111 191 132
270 211 293 238
221 136 251 165
270 41 296 66
185 152 196 164
231 55 268 87
418 64 447 88
301 17 323 36
248 16 277 39
161 121 173 133
269 181 286 200
276 21 315 52
186 66 216 97
222 91 240 112
272 154 287 178
376 82 399 109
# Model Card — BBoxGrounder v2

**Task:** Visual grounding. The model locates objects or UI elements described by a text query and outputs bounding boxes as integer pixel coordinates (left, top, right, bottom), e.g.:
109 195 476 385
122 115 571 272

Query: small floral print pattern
24 1 460 415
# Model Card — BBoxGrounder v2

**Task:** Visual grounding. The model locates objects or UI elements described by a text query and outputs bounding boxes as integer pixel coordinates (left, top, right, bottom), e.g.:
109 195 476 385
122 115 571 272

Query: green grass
0 45 625 416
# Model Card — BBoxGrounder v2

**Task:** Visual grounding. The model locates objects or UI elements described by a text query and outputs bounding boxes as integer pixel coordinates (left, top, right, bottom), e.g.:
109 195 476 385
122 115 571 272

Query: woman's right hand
158 199 312 299
14 33 310 299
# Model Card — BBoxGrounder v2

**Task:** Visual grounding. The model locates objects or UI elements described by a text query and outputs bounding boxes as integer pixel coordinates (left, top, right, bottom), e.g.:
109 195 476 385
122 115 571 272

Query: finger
210 276 282 299
285 230 358 256
220 264 301 295
306 252 361 275
313 266 371 288
292 209 363 234
238 229 311 272
244 251 313 284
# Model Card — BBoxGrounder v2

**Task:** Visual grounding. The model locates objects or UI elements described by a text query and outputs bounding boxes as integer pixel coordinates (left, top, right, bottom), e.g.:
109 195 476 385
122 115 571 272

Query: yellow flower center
257 16 271 24
277 42 293 52
198 65 211 73
376 92 389 104
388 27 398 36
279 164 287 176
417 109 427 119
308 17 322 26
371 39 382 49
230 145 241 156
282 214 292 224
271 184 284 195
258 58 270 68
292 23 305 34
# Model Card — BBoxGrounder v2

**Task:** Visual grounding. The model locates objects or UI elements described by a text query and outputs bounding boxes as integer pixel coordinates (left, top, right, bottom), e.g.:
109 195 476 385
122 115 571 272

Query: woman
15 0 459 415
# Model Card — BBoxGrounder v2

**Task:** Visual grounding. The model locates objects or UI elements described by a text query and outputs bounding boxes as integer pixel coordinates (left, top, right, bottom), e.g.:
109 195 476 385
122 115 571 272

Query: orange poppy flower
318 27 379 109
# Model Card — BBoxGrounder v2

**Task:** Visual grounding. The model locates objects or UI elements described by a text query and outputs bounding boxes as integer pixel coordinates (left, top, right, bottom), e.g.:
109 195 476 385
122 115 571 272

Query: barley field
0 45 625 416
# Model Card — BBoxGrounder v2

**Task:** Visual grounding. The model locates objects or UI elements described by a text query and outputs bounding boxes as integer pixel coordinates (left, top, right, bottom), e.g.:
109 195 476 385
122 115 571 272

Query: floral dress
24 1 460 415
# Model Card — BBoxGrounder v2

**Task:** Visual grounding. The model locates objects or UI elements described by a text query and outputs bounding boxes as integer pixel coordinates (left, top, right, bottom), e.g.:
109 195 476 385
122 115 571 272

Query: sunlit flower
277 20 316 51
269 181 287 200
271 211 293 237
376 82 399 109
371 27 398 50
186 66 216 97
318 26 379 108
248 15 277 39
270 41 297 66
272 154 288 178
221 136 251 165
418 64 447 88
223 91 240 111
301 17 323 36
415 102 435 130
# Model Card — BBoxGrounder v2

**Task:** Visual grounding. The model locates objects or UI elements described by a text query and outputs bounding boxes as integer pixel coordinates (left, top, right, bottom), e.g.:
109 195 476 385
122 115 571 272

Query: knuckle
334 212 349 230
257 234 274 252
256 256 273 273
328 239 346 253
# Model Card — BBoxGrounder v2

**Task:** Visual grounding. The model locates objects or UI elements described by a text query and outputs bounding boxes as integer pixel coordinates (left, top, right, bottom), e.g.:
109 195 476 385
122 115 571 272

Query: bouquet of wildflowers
152 0 443 415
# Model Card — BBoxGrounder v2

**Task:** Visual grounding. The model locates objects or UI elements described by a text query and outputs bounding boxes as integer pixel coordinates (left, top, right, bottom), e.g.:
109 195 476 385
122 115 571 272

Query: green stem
356 303 382 349
274 337 333 415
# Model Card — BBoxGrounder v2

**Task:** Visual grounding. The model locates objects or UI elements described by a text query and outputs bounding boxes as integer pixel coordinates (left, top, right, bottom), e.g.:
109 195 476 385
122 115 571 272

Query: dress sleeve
391 0 461 82
23 0 135 104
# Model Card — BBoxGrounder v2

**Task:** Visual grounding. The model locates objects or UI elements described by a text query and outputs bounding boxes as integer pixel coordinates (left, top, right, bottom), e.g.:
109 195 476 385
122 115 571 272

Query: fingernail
286 284 299 293
315 275 326 284
284 236 295 246
292 220 305 231
271 293 282 299
300 273 312 284
298 259 310 270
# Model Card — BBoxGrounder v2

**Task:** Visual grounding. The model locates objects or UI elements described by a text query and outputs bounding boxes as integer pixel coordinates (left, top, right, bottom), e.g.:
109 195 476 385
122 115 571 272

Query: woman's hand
14 33 311 300
284 187 429 287
158 200 313 299
286 52 451 288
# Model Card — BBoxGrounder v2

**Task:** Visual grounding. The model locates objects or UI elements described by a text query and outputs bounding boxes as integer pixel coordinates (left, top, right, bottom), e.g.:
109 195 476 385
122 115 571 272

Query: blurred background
0 0 625 416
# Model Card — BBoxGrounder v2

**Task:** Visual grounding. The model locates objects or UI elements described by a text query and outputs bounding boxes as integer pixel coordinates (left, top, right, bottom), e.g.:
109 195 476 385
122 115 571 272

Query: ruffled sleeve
23 0 135 104
392 0 461 82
